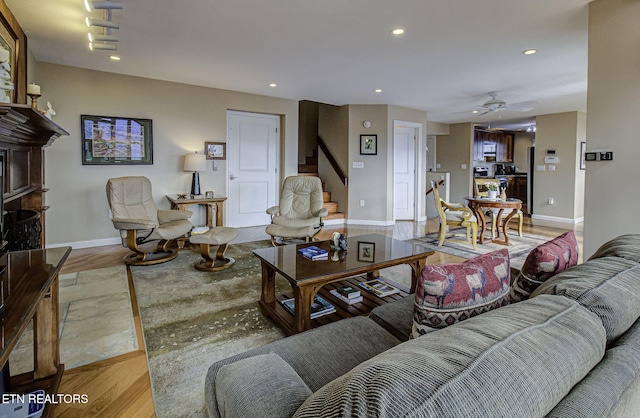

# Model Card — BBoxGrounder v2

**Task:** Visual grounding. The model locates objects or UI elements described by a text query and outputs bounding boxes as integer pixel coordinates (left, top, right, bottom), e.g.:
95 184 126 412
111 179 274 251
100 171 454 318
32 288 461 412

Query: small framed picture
205 191 214 199
358 242 375 262
205 141 226 160
360 135 377 155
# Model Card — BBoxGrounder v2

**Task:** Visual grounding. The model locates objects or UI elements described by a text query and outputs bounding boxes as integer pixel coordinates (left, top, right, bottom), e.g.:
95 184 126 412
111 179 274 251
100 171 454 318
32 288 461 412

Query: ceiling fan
454 92 537 116
476 91 536 115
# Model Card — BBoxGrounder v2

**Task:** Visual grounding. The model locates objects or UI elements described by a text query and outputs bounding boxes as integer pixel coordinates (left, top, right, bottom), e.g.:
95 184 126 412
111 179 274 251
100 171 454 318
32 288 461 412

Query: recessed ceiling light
110 55 120 61
391 28 405 36
269 83 277 87
472 110 479 114
523 49 537 55
374 89 382 93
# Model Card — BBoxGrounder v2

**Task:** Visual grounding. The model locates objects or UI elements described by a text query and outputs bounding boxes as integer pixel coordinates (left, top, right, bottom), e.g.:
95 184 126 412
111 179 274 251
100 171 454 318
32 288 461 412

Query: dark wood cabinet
474 130 513 162
511 176 527 202
0 104 68 248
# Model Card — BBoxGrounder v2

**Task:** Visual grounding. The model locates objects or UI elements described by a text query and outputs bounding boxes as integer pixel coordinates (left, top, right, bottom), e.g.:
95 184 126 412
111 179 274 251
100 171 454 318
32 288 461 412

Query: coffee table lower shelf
260 275 411 335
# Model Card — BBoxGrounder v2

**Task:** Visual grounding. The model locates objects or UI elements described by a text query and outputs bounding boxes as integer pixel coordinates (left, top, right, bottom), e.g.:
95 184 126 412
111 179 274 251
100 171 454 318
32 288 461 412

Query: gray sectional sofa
205 234 640 418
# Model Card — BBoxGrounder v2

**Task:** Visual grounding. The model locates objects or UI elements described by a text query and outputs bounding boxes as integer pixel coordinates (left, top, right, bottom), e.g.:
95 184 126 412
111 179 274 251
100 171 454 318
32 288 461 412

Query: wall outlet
548 197 554 205
461 163 467 169
353 161 364 169
436 163 441 169
548 165 556 171
359 200 365 207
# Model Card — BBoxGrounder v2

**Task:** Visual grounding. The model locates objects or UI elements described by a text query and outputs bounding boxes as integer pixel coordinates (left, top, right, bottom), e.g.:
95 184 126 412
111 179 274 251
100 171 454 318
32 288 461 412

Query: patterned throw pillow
510 231 579 302
412 249 510 337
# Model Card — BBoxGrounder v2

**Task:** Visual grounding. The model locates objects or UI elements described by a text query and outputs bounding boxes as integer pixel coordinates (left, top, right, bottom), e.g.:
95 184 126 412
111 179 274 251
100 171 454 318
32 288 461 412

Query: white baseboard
530 214 585 227
323 218 346 226
346 219 396 227
47 237 122 249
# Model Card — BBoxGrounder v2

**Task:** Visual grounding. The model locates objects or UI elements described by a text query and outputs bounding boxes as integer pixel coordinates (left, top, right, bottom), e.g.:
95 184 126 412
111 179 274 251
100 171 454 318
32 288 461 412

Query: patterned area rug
130 241 289 418
407 231 554 270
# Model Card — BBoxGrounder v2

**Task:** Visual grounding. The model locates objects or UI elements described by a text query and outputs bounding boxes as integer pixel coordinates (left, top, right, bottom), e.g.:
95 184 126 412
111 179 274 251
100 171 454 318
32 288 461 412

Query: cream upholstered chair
106 176 193 265
432 180 478 250
473 178 523 238
265 176 329 246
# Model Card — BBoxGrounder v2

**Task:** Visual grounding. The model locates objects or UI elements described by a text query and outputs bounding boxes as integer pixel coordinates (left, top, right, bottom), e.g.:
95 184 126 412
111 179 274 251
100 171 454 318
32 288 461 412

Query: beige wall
347 105 389 222
435 123 473 203
513 132 534 173
585 0 640 255
427 121 450 136
532 112 585 223
35 62 299 247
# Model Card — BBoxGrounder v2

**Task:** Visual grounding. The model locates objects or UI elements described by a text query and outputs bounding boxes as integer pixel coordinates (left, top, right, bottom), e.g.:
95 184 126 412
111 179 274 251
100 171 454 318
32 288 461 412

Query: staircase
298 153 345 221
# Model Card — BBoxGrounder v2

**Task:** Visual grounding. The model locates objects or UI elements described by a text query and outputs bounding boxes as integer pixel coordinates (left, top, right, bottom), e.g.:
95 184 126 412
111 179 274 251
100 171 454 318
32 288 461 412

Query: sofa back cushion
531 256 640 343
412 249 510 336
294 295 606 418
510 231 579 302
588 234 640 263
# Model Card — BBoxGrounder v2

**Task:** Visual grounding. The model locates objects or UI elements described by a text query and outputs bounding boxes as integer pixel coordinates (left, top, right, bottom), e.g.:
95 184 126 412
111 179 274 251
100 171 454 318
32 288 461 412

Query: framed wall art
0 4 27 104
360 134 377 155
81 115 153 165
205 141 226 160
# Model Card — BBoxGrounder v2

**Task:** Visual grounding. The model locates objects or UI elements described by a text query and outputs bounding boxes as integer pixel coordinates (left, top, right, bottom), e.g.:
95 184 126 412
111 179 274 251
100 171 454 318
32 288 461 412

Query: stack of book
298 245 329 260
280 295 336 319
329 285 363 305
359 279 401 298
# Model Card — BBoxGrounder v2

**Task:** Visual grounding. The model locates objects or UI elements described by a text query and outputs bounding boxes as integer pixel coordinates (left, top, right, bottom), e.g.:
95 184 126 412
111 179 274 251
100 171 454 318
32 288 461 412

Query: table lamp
184 152 207 196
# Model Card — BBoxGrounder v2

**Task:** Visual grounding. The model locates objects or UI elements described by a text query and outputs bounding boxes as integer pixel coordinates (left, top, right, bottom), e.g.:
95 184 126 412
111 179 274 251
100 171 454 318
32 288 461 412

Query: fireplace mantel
1 103 69 248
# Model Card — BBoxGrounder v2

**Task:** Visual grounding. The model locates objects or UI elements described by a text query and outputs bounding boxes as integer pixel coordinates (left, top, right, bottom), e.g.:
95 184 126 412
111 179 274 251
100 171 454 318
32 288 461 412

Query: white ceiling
6 0 591 130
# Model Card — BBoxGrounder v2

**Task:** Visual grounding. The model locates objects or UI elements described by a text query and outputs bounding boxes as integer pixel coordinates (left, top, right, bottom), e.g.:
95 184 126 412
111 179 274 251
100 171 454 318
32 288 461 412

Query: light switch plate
353 161 364 168
536 165 546 171
548 165 556 171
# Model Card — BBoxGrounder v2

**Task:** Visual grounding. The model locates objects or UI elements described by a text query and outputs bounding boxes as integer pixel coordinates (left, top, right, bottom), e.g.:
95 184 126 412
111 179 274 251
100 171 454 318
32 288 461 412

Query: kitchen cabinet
474 130 513 162
511 176 527 203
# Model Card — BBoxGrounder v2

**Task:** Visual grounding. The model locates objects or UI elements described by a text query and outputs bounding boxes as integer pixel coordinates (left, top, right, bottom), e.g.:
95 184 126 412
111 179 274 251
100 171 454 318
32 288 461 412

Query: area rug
407 231 555 270
9 265 138 374
130 241 289 418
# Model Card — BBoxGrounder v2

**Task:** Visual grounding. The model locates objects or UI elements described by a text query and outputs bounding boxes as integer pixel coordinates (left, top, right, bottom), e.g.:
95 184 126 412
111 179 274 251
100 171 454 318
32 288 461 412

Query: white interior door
227 111 279 227
394 124 416 220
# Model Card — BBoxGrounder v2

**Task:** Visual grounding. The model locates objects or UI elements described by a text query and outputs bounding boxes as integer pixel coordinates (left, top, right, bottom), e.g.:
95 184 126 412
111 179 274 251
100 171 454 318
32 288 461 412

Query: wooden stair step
297 172 318 177
323 201 338 213
298 164 318 173
324 212 345 221
323 191 331 202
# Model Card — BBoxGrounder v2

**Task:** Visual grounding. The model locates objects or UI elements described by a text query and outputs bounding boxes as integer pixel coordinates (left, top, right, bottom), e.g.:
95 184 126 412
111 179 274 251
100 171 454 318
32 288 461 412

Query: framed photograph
1 5 27 104
205 142 226 160
360 135 377 155
205 190 214 199
81 115 153 165
580 141 586 170
357 242 375 262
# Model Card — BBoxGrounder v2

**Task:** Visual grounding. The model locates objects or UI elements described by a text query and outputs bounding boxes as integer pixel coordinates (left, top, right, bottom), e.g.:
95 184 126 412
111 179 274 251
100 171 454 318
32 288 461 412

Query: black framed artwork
360 134 377 155
81 115 153 165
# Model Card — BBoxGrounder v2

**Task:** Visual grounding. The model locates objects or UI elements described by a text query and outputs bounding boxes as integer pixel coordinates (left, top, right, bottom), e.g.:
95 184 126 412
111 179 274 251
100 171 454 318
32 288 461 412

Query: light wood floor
54 219 581 417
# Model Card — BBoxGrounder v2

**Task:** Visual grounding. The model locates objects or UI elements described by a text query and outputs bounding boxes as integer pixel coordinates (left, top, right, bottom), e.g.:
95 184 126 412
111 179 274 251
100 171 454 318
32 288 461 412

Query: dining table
464 196 523 245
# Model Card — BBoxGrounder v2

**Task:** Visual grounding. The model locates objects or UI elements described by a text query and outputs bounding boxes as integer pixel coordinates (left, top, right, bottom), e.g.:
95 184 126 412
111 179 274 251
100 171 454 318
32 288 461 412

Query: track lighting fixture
88 33 118 43
84 0 123 11
86 17 119 29
526 124 537 133
89 42 117 51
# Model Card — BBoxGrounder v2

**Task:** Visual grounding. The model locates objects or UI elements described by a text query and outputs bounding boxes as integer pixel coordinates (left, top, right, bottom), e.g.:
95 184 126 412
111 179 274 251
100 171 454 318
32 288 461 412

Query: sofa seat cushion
588 234 640 263
205 316 401 418
369 296 438 342
510 231 579 302
294 295 606 418
531 256 640 343
412 248 510 336
215 352 313 418
548 317 640 418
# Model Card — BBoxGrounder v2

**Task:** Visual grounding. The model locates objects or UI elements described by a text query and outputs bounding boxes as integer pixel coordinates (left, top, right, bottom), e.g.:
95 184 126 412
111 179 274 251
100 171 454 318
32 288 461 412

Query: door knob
229 173 239 181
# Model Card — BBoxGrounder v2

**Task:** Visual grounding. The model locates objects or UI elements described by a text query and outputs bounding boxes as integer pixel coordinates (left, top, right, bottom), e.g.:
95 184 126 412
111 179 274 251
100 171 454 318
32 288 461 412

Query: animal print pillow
510 231 579 302
412 249 511 338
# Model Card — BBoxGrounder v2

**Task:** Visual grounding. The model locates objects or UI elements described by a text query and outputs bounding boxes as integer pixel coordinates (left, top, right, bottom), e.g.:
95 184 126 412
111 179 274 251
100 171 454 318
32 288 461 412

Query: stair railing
426 179 446 196
317 136 348 186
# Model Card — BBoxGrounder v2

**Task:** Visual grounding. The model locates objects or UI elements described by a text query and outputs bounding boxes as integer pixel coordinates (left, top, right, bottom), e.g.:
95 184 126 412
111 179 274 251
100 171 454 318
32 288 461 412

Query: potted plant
486 182 499 199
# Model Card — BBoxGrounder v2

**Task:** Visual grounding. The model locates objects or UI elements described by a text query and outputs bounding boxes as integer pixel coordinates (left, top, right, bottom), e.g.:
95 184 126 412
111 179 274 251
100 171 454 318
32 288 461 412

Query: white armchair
106 176 193 265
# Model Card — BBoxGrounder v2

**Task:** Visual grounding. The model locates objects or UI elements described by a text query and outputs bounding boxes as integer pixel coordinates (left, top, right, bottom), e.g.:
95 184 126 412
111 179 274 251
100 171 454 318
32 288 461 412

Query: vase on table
488 190 498 199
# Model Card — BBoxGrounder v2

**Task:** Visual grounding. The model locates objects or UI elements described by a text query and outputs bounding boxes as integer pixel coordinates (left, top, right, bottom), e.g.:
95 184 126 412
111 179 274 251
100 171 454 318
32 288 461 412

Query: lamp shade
184 153 206 172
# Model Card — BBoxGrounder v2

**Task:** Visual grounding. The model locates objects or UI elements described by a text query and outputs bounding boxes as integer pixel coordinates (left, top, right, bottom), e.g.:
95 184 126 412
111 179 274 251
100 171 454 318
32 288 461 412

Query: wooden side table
166 194 227 227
